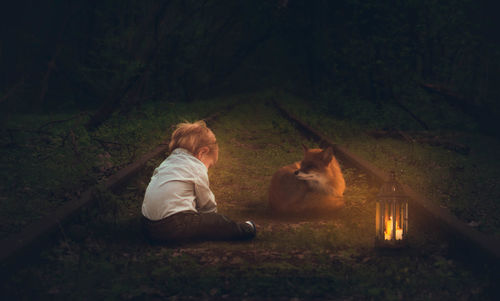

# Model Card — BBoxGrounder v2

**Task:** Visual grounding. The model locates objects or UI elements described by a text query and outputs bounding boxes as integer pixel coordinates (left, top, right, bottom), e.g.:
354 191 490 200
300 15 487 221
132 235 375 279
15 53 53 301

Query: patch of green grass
2 94 497 300
279 92 500 237
0 98 234 239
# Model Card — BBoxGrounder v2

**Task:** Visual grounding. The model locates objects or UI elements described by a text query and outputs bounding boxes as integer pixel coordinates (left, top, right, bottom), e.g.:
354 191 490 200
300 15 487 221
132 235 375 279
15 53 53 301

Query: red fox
268 145 345 214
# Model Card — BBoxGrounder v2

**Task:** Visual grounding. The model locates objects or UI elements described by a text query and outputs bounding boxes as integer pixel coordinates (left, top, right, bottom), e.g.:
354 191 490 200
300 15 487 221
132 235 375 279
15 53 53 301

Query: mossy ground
1 94 498 300
0 99 231 239
279 94 500 237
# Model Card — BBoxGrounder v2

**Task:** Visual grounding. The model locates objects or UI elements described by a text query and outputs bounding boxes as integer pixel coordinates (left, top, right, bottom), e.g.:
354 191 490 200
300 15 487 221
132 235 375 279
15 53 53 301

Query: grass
2 94 497 300
0 98 231 239
279 92 500 237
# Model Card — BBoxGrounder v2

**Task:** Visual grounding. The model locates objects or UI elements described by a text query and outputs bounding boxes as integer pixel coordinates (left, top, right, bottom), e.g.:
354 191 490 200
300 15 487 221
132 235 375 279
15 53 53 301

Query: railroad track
272 100 500 266
2 99 499 277
0 107 230 274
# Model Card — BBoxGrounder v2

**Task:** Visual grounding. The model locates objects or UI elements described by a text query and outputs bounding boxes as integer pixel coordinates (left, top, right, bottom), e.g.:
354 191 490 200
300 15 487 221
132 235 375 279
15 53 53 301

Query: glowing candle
384 216 403 240
396 228 403 240
384 216 393 240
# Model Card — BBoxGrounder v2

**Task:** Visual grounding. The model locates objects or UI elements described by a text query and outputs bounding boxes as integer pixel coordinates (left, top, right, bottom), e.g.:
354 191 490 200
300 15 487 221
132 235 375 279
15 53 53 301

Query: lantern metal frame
375 171 408 248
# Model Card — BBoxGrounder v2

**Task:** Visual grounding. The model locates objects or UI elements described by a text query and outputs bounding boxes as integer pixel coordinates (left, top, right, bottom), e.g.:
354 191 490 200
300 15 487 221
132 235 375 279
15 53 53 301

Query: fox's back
326 154 346 197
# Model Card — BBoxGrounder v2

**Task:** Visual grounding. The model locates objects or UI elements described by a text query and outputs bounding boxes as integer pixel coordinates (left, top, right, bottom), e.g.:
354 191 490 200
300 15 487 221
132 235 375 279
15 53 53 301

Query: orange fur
268 146 345 214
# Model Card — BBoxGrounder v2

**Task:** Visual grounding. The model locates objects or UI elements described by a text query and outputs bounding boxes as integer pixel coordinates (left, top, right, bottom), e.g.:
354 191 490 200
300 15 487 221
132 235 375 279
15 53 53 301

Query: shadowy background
1 0 499 133
1 1 500 299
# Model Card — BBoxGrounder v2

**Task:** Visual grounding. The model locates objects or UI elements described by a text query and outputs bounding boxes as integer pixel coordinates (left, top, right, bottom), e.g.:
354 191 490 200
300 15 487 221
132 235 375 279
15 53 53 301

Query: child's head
169 120 218 168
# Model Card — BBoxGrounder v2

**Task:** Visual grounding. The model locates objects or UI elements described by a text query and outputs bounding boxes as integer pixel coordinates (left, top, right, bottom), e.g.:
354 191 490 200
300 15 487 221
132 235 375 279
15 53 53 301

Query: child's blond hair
169 120 217 155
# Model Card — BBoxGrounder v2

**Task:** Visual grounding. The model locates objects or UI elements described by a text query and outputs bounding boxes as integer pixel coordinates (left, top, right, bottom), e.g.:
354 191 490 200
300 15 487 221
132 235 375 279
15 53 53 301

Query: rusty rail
273 100 500 264
0 108 229 270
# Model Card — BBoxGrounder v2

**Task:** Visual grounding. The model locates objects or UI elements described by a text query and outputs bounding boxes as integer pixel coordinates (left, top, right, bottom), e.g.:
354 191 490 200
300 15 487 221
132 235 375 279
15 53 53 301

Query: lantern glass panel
375 171 408 247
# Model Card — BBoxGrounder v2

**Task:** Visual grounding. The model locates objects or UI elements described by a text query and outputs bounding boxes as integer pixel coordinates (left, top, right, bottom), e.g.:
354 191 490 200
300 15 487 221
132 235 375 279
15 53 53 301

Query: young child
141 120 256 242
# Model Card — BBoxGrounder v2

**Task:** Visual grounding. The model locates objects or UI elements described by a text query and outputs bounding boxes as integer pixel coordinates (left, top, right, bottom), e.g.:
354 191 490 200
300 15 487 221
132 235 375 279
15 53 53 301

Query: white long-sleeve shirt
141 148 217 221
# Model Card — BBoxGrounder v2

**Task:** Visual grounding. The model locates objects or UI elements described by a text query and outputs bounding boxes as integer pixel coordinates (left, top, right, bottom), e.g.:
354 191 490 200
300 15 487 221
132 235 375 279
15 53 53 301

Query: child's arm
194 172 217 213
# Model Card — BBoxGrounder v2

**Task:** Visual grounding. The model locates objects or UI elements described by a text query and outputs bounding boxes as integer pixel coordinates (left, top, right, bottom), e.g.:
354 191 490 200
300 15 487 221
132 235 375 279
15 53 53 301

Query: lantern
375 171 408 247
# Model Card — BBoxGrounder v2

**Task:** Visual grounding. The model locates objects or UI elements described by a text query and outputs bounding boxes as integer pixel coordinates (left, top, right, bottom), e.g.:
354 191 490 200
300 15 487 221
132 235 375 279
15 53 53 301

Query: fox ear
302 144 309 152
321 146 333 163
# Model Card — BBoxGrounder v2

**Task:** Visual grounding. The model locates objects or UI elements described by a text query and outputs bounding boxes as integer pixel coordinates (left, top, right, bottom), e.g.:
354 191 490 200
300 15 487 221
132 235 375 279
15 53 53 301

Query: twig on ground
92 136 139 163
92 137 133 148
38 112 89 132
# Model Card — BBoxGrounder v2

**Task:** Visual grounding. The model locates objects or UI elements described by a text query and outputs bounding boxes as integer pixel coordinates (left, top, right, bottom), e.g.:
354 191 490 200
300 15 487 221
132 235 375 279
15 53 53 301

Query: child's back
141 120 256 242
142 148 216 221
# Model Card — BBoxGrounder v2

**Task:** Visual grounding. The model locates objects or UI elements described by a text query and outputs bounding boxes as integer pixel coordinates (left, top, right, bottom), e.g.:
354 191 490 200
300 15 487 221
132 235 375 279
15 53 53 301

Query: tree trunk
85 1 172 130
38 46 62 106
37 3 72 108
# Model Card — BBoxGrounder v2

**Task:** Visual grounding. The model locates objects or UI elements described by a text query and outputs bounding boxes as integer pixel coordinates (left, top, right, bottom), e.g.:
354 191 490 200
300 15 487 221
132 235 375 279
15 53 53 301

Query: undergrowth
1 94 497 300
279 92 500 237
0 98 232 239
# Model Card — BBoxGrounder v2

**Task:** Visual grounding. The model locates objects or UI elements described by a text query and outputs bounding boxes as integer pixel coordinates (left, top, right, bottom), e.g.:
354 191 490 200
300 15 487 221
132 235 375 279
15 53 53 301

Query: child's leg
143 211 254 242
193 212 253 240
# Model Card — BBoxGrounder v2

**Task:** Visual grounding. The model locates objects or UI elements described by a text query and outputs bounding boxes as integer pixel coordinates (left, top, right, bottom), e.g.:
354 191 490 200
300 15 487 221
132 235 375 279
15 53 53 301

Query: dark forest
2 0 499 117
1 0 499 300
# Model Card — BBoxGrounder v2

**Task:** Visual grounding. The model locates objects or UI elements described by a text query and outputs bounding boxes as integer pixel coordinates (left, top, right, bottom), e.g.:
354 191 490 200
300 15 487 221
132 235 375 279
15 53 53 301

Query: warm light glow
384 216 403 240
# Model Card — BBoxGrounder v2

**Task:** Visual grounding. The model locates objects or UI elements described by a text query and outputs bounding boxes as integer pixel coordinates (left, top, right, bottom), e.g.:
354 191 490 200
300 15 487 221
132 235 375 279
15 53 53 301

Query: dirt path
143 99 386 262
